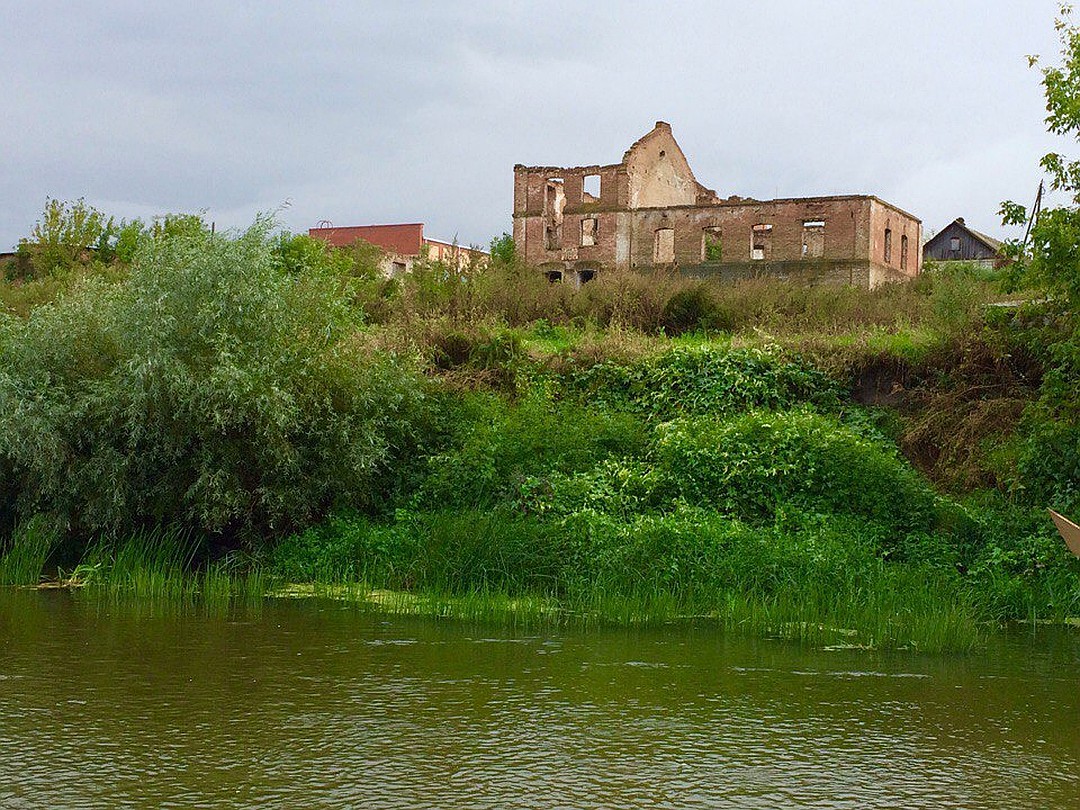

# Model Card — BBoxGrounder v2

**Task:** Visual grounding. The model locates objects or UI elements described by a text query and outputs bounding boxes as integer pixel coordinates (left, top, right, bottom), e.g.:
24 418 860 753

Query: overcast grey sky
0 1 1071 251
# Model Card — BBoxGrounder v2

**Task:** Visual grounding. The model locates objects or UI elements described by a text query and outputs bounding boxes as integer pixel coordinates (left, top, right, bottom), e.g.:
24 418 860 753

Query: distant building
513 121 922 288
923 218 1002 265
308 223 487 276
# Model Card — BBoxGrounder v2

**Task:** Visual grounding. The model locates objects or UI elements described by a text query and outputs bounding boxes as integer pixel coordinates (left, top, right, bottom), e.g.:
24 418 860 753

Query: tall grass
262 570 982 653
58 529 269 610
76 527 199 599
361 259 1010 344
266 508 992 653
0 515 60 586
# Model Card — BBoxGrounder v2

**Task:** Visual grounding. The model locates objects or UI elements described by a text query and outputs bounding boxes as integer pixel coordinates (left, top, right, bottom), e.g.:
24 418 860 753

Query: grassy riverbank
3 212 1080 652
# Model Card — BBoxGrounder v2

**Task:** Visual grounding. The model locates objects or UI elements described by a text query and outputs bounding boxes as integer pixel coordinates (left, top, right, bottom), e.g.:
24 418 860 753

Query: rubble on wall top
514 162 619 174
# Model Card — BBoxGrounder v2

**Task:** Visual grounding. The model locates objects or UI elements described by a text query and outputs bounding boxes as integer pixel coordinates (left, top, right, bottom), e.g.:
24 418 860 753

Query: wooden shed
923 217 1001 264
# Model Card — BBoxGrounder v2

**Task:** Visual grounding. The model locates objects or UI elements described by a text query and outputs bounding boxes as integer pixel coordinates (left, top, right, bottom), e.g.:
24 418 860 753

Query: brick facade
512 122 921 288
309 223 487 276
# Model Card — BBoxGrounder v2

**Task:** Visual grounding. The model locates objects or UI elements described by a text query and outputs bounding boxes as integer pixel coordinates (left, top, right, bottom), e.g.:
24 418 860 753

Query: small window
901 234 909 270
802 220 825 259
949 236 961 253
702 227 722 262
545 178 565 218
578 269 596 284
581 217 597 247
751 223 772 261
654 228 675 264
582 174 601 202
884 228 893 263
546 270 563 283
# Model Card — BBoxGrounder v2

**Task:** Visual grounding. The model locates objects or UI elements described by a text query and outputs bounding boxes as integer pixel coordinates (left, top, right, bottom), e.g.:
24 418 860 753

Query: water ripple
0 593 1077 809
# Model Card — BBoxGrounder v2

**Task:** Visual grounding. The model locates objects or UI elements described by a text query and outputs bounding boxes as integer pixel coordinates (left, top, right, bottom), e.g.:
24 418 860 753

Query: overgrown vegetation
0 217 434 544
5 12 1080 652
0 202 1075 651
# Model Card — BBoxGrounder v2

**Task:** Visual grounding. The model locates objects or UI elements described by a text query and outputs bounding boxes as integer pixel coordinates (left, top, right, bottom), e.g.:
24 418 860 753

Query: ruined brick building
513 122 921 288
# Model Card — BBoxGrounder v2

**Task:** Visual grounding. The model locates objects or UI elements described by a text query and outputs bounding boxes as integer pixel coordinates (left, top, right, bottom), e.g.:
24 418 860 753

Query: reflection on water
1 590 1079 809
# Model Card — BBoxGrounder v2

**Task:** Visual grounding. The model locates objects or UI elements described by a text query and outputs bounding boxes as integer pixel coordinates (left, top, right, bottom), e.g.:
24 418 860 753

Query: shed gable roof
925 218 1002 253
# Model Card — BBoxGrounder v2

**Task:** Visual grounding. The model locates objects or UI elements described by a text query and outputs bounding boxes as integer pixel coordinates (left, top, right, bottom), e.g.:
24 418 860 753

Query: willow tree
999 6 1080 510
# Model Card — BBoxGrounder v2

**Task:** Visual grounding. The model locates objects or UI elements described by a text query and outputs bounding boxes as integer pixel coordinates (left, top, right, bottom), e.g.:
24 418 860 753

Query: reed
62 530 272 610
0 515 59 586
264 508 992 653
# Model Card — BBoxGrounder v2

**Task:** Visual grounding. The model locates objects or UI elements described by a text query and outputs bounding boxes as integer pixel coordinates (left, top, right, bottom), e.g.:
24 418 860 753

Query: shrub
417 391 649 510
563 344 841 419
427 322 525 390
654 410 938 538
0 219 433 544
660 285 733 335
13 198 111 281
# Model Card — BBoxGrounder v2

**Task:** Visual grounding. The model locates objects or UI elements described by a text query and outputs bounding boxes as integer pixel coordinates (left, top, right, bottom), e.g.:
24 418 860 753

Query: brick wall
627 197 872 268
511 123 922 288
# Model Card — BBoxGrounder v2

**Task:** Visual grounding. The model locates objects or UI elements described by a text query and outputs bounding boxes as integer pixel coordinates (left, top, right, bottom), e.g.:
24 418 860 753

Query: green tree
17 198 110 280
489 232 516 266
999 6 1080 511
1002 6 1080 311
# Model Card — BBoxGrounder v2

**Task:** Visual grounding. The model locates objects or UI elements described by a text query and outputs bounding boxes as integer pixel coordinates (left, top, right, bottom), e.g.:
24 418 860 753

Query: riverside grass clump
270 508 984 652
3 206 1080 652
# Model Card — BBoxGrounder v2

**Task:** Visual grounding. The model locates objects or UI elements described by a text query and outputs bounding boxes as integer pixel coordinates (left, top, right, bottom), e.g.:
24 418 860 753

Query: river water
1 590 1078 809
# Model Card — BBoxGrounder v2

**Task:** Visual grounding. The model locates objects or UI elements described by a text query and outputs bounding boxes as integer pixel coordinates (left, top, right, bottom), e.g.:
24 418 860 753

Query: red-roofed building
308 222 487 275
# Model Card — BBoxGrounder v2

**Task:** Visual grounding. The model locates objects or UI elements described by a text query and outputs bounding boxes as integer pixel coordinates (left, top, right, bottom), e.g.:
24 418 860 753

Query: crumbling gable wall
623 122 700 209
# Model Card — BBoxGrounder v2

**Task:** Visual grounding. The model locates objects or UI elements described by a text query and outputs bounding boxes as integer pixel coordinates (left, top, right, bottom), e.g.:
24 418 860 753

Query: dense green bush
417 392 649 510
563 345 841 419
0 220 433 543
272 508 562 592
655 411 938 537
659 285 733 335
521 457 669 520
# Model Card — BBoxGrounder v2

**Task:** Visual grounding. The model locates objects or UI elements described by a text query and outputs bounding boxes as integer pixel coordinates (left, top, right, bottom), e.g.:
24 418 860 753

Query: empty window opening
702 227 722 262
578 269 596 284
884 228 893 263
545 178 566 251
582 174 601 202
901 234 909 270
546 270 563 283
949 236 961 253
654 228 675 264
392 261 407 276
545 178 565 218
581 217 597 247
545 225 561 251
751 223 773 261
802 220 825 259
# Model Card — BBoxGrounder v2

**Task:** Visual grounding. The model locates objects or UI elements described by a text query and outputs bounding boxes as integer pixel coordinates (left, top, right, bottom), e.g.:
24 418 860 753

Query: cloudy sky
0 1 1072 251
